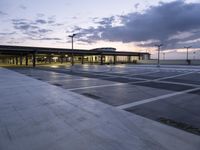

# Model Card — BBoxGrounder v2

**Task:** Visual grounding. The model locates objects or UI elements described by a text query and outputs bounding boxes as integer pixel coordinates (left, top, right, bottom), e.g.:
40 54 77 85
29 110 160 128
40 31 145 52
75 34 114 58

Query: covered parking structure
0 45 150 67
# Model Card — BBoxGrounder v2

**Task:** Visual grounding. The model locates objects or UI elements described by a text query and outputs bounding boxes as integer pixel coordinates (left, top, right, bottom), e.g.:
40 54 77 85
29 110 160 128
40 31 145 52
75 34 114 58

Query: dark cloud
134 3 140 9
74 1 200 49
19 5 27 10
37 13 45 17
34 18 56 25
47 16 56 24
95 16 115 27
11 15 62 42
7 41 21 44
29 37 61 41
38 29 52 33
11 18 62 42
35 19 47 24
72 16 78 20
48 20 55 24
12 19 39 31
0 32 16 36
40 37 61 40
0 11 7 15
12 19 52 39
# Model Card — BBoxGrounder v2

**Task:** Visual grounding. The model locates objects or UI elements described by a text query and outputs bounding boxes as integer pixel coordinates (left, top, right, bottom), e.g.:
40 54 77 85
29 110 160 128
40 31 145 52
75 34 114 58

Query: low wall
137 59 200 65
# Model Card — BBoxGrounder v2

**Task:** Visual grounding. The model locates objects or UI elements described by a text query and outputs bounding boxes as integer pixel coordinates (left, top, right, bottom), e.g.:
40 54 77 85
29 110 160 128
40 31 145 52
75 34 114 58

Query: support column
100 55 103 65
15 57 18 65
25 55 28 66
48 55 52 64
139 54 142 60
113 55 117 65
81 55 84 64
128 56 131 63
32 52 36 67
12 57 15 64
91 56 93 64
61 56 64 64
20 54 23 65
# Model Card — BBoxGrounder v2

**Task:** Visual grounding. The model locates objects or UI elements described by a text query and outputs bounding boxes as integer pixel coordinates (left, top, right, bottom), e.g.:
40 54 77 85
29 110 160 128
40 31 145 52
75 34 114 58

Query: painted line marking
34 67 200 91
155 72 195 81
41 69 199 91
155 80 200 87
68 83 124 91
72 69 196 82
46 78 95 83
68 80 151 91
73 70 157 81
124 71 161 77
117 87 200 110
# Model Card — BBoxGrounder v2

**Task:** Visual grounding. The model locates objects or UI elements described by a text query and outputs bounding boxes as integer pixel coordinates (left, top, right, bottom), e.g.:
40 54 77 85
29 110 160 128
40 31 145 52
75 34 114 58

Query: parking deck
11 65 200 135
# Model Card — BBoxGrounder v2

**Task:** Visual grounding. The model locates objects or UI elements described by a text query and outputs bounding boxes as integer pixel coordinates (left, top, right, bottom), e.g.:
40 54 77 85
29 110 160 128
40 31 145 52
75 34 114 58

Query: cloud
0 32 16 36
0 11 7 16
74 1 200 49
12 19 39 31
37 13 45 17
134 3 140 9
12 19 53 39
19 5 27 10
34 16 60 25
35 19 47 24
11 17 63 42
29 37 62 41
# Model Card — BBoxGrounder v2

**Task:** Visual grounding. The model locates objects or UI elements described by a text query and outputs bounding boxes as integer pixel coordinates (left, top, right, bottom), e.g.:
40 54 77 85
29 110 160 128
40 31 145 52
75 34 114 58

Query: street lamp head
184 46 192 49
68 33 77 38
155 44 163 47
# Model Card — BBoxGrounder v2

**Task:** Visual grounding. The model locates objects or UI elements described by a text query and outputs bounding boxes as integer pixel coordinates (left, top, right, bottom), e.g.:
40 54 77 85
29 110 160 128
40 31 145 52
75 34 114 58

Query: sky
0 0 200 59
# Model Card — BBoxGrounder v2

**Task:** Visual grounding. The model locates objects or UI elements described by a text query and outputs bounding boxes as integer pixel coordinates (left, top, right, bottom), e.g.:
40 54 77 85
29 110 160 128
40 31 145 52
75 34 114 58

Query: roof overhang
0 45 150 56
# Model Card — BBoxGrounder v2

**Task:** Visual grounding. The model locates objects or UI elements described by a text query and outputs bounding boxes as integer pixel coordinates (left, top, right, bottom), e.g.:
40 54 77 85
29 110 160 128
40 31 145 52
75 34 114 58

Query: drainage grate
158 117 200 135
82 93 101 99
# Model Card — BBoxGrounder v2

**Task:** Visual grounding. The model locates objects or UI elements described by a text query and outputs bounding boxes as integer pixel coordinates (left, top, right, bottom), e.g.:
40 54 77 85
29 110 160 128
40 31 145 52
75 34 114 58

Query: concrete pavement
0 67 200 150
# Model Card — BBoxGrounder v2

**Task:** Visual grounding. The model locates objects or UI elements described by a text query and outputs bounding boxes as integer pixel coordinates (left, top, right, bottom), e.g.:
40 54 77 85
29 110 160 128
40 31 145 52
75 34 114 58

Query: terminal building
0 45 150 67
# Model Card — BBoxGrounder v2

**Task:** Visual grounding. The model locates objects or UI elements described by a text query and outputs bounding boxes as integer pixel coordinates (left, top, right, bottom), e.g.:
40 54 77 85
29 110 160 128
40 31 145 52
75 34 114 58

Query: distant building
0 45 150 67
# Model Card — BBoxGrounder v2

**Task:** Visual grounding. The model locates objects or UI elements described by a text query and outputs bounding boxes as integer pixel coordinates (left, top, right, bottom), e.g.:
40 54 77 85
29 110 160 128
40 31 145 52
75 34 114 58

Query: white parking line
74 70 157 81
68 83 124 91
155 80 200 88
68 80 151 91
117 87 200 110
125 71 161 77
46 78 95 83
74 69 196 82
155 72 195 81
101 76 149 81
43 69 198 91
99 71 195 82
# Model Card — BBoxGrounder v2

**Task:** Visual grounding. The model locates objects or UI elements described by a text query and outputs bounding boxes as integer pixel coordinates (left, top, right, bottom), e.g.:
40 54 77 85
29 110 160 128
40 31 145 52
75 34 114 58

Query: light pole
193 51 196 60
184 46 192 60
155 44 163 67
68 33 77 66
163 52 165 60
